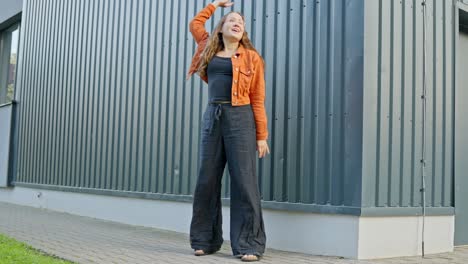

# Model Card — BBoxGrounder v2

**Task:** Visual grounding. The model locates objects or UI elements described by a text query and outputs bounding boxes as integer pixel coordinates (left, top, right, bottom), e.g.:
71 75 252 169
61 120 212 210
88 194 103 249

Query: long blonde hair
197 12 259 78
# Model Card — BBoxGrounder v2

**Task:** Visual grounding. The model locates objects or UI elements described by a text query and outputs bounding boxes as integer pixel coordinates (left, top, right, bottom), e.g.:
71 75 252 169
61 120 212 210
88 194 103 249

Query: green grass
0 233 73 264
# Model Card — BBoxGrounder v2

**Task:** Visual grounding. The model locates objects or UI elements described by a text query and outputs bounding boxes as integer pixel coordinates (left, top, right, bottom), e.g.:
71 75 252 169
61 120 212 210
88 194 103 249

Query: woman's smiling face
221 12 245 41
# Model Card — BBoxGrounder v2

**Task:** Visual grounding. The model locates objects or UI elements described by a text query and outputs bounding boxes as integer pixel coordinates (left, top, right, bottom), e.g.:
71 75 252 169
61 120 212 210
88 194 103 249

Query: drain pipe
420 0 428 258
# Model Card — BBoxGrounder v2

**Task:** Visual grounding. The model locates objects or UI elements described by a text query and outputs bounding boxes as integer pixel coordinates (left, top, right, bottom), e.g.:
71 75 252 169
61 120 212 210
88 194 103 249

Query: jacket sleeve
189 4 216 44
249 53 269 141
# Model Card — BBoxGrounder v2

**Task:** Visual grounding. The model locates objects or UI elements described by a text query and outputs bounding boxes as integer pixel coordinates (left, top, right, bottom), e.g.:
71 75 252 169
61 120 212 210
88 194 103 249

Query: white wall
0 186 454 259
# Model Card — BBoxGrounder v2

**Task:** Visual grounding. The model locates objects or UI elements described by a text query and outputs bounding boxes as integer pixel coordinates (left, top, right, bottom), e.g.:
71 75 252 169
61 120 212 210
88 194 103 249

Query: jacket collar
235 44 246 56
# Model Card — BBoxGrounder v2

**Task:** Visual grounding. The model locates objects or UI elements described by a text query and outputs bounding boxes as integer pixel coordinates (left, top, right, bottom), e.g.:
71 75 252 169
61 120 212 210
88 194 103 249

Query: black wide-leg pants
190 103 266 256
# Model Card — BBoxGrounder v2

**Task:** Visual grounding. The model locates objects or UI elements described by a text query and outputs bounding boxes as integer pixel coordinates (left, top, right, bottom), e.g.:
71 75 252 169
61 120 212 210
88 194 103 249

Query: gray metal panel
362 0 456 208
14 0 364 207
0 104 13 187
455 29 468 245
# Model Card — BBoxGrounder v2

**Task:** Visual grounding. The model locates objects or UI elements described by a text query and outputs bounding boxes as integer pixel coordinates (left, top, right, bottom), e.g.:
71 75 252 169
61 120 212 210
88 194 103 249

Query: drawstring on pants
208 101 230 135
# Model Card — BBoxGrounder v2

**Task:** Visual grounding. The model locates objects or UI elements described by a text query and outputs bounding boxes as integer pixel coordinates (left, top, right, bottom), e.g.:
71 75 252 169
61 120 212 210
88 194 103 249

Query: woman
186 0 270 262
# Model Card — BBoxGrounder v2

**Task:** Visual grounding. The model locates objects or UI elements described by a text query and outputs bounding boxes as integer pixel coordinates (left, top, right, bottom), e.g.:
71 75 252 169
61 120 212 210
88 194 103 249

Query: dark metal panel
30 0 42 184
389 0 403 207
431 0 444 207
172 0 187 195
297 0 310 204
376 0 392 207
130 0 141 192
150 0 162 193
39 0 48 185
61 0 72 186
411 0 424 208
97 0 107 189
107 0 117 189
272 0 288 202
343 0 364 207
115 0 127 190
62 0 71 187
156 0 168 194
140 0 154 193
25 0 37 185
285 0 302 203
80 0 92 186
178 0 189 195
108 0 123 191
361 0 379 208
96 0 107 189
455 27 468 246
67 0 79 187
165 0 177 194
256 0 272 201
80 0 91 188
330 0 346 205
65 0 74 187
47 0 57 185
14 0 365 208
73 0 81 186
42 0 53 186
53 0 63 186
26 0 41 184
442 0 455 207
443 0 455 208
40 0 48 185
121 0 134 191
400 0 416 207
94 0 106 189
315 0 328 205
309 0 320 204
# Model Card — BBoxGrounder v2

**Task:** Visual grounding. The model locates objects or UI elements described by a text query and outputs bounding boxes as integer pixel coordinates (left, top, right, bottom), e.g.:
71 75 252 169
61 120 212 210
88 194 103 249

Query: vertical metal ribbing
111 0 124 190
13 0 369 209
421 0 428 257
75 0 86 187
104 0 116 190
142 0 153 193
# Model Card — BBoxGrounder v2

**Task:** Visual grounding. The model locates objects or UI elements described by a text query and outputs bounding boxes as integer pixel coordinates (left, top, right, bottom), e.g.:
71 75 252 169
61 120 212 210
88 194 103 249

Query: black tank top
207 56 232 102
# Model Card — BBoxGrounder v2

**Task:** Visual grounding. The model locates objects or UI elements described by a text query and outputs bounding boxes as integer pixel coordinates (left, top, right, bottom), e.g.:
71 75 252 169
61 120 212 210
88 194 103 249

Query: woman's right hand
212 0 234 8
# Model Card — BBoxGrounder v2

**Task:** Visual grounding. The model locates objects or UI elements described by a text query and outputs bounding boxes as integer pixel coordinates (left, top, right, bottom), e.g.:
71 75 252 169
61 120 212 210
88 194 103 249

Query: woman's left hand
256 140 270 158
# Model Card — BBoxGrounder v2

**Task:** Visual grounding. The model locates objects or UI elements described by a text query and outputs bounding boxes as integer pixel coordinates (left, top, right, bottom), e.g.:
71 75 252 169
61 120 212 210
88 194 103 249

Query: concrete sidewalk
0 201 467 264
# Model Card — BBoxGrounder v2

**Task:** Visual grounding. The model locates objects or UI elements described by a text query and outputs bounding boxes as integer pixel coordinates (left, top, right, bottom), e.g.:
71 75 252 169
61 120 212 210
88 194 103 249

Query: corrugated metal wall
362 0 456 209
14 0 364 208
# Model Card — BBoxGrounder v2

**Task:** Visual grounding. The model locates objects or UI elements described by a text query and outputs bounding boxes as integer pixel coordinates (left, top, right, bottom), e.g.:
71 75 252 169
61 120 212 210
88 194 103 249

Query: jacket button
234 80 238 83
234 92 237 96
235 68 239 71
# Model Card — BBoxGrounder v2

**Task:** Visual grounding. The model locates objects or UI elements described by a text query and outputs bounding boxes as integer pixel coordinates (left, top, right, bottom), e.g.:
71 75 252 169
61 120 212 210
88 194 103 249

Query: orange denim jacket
187 4 268 141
